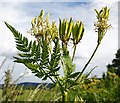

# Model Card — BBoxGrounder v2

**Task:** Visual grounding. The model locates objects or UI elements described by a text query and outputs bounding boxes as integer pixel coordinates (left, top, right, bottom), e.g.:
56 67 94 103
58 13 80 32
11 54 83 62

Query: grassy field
0 80 120 102
0 88 59 101
0 90 2 99
16 89 56 101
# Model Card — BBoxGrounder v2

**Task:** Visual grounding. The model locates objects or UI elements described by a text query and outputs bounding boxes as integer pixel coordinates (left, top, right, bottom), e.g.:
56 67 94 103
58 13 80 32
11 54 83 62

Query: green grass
0 87 60 101
16 89 58 101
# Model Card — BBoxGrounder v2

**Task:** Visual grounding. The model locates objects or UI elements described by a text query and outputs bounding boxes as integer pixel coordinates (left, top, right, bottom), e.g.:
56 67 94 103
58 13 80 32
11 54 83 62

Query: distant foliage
107 49 120 77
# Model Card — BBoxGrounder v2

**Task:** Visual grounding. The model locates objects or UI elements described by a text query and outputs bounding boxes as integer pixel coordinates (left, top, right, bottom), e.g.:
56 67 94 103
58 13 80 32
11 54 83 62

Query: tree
107 49 120 77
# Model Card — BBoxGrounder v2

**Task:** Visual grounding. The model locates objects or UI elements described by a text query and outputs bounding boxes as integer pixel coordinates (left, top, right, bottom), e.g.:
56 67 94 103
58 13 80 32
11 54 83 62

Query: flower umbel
28 10 58 43
94 6 111 44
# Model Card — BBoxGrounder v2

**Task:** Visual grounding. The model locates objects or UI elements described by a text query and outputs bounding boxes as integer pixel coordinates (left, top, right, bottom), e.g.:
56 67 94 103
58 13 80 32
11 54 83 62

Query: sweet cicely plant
5 6 111 102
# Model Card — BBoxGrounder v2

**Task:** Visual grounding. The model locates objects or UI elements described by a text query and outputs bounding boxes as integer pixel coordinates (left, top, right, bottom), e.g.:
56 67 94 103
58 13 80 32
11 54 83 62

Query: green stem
75 43 100 82
58 82 66 103
42 69 56 83
53 74 65 102
36 61 56 84
72 45 77 61
62 92 65 103
62 42 68 55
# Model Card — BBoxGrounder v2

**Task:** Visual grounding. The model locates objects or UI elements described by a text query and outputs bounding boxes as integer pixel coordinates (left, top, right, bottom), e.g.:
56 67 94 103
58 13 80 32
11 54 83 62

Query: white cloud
0 2 34 58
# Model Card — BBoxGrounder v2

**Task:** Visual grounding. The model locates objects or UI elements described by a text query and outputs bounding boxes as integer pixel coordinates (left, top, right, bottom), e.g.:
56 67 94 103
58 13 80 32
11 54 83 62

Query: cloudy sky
0 1 119 83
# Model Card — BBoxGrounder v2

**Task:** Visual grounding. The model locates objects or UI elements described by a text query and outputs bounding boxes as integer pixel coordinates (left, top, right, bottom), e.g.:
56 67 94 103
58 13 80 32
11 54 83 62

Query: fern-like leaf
49 38 61 75
5 22 30 52
5 22 60 82
5 22 43 77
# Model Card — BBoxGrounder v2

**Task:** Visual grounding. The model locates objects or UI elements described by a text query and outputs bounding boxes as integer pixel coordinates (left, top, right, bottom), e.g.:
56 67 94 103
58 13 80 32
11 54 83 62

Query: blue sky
0 1 118 83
